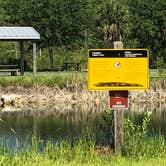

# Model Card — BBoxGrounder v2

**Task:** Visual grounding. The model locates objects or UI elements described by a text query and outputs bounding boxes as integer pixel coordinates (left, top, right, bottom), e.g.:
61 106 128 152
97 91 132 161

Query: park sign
88 49 149 90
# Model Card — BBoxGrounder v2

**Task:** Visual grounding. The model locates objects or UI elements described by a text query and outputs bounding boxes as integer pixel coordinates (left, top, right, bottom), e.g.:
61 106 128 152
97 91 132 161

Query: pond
0 103 166 151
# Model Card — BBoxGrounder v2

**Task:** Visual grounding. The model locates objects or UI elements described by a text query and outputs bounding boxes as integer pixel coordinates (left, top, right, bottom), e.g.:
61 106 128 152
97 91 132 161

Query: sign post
109 90 128 153
88 45 149 153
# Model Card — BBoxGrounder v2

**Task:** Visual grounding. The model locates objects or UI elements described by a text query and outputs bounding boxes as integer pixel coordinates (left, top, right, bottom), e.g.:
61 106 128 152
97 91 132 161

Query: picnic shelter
0 26 40 76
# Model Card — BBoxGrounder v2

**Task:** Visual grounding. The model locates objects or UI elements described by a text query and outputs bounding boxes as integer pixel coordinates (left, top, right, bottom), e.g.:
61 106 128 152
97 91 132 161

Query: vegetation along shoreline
0 74 166 108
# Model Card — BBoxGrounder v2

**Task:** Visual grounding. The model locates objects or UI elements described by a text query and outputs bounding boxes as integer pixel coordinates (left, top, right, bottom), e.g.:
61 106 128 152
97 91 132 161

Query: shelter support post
20 41 24 76
33 42 37 77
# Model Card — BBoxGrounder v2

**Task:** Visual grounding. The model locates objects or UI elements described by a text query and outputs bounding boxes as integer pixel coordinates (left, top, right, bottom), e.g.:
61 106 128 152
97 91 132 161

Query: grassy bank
0 150 166 166
0 72 87 89
0 138 165 166
0 71 166 106
0 137 165 166
0 71 166 89
0 112 165 166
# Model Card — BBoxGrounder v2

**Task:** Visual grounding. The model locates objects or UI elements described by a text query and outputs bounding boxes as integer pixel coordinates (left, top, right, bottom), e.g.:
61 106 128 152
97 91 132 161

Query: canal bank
0 85 166 108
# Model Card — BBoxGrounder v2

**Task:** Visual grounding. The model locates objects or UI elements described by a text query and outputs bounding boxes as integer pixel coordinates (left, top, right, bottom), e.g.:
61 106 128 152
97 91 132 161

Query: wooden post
48 47 54 70
113 41 123 49
113 109 124 153
15 42 18 59
20 41 24 76
113 41 124 154
33 42 37 77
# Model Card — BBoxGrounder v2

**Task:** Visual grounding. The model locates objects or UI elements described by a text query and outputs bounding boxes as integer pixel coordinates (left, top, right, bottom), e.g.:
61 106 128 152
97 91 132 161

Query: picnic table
62 62 81 71
0 65 20 76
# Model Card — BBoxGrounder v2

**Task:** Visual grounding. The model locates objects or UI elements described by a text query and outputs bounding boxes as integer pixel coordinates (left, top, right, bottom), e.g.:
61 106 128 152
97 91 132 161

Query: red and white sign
109 91 129 109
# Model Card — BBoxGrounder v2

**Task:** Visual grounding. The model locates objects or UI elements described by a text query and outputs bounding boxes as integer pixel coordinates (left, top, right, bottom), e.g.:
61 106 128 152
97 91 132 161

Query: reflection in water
0 104 103 151
0 102 166 151
129 102 166 113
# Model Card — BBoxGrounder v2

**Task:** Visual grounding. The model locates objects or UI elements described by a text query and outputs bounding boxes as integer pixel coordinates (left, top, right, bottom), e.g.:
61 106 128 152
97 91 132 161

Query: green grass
0 71 87 88
1 155 166 166
0 112 165 166
0 70 166 90
150 69 166 78
0 69 166 88
122 112 166 159
0 139 165 166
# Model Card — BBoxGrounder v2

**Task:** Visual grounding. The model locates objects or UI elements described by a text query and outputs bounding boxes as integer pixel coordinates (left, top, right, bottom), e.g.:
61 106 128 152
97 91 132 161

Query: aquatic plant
95 108 114 146
0 111 166 165
122 111 166 159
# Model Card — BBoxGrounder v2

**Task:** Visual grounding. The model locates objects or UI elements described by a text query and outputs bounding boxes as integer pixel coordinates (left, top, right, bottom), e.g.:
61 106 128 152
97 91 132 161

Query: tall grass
122 111 166 159
0 71 166 90
0 137 165 166
0 72 87 89
0 111 165 166
0 138 111 166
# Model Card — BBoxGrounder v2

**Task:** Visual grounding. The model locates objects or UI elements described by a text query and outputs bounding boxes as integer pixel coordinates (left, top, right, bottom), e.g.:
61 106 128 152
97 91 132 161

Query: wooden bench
0 65 20 76
62 62 81 71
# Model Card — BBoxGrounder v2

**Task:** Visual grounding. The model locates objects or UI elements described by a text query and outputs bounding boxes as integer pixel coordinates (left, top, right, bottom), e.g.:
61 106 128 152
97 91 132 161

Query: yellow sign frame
88 49 149 90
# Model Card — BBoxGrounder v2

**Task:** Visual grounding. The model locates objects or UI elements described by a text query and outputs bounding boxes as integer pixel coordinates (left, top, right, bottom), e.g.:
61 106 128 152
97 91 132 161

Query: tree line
0 0 165 69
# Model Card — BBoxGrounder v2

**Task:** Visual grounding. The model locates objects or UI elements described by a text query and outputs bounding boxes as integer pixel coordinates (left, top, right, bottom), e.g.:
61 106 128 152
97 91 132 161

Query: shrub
122 111 166 159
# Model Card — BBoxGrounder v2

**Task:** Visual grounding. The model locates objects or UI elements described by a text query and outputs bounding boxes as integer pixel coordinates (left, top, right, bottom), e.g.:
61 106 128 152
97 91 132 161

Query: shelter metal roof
0 27 40 40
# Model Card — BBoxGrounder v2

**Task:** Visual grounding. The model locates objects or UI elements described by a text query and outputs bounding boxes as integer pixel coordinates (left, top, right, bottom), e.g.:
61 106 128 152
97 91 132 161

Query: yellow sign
88 49 149 90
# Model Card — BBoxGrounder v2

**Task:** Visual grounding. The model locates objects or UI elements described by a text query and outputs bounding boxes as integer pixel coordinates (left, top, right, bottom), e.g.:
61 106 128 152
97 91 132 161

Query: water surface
0 103 166 151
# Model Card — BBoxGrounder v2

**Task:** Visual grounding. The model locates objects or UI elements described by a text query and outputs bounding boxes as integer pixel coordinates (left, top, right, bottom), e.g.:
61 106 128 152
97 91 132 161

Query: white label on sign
114 62 121 68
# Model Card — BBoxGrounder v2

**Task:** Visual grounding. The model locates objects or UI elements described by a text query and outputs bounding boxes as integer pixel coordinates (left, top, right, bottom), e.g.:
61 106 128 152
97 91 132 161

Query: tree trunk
48 47 54 70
